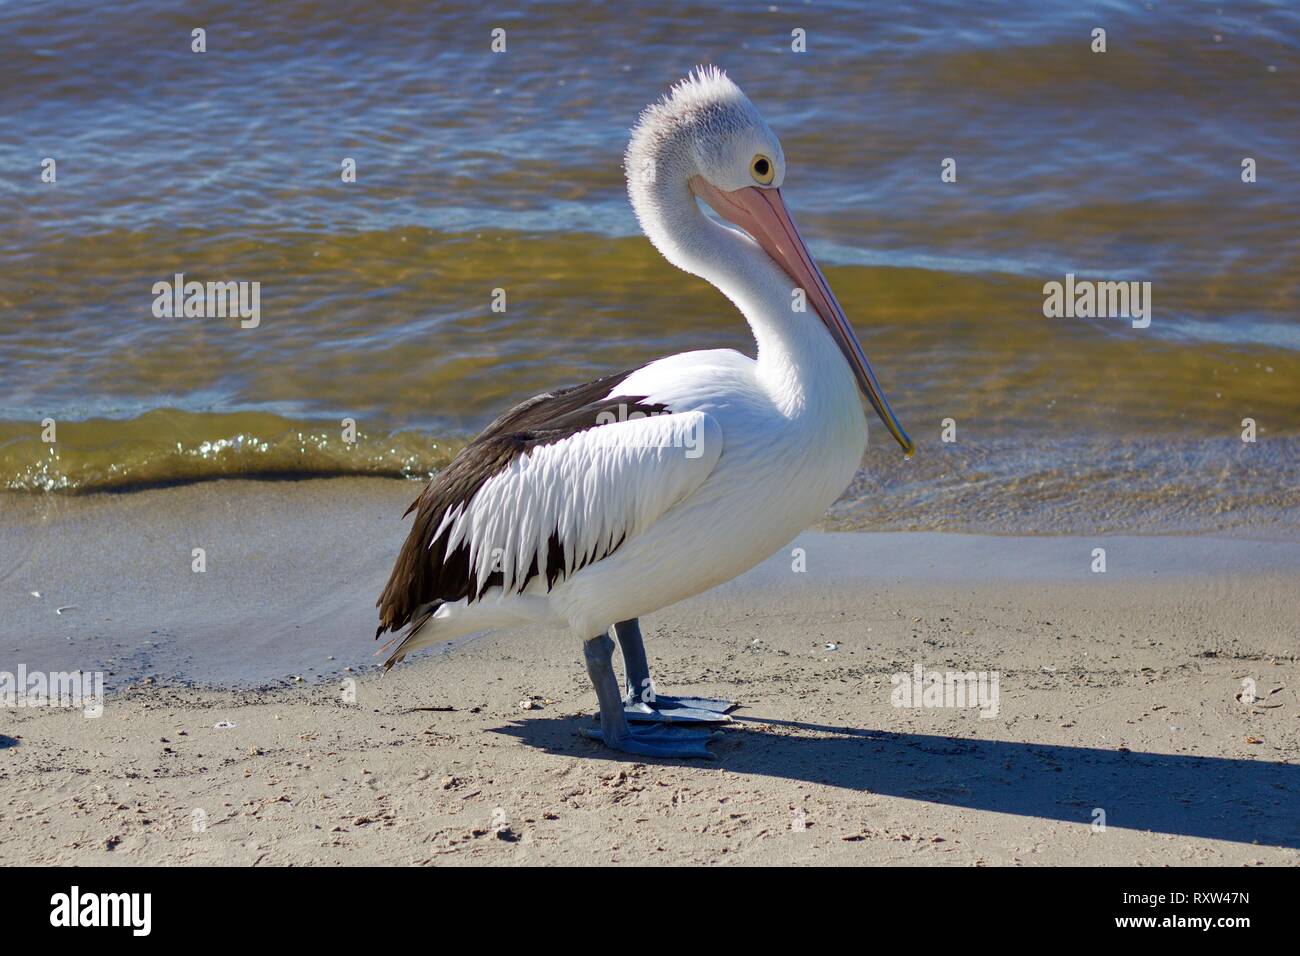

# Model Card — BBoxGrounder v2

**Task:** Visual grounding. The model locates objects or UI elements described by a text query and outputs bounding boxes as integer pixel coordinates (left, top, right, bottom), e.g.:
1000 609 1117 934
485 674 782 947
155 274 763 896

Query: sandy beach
1 479 1296 865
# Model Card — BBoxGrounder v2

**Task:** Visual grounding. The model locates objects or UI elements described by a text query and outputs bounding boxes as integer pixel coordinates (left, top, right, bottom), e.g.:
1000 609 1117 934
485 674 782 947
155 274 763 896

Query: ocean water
1 0 1297 534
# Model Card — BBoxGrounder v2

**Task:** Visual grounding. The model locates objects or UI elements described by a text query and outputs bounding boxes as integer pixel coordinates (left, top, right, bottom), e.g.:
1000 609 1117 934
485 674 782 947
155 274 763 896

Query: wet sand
1 479 1297 865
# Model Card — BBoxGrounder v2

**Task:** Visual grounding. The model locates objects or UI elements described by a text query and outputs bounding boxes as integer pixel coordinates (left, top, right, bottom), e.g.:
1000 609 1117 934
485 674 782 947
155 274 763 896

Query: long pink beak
690 176 913 456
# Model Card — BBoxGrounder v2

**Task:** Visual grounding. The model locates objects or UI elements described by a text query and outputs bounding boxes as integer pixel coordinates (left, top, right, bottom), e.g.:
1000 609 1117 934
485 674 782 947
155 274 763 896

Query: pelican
376 66 912 758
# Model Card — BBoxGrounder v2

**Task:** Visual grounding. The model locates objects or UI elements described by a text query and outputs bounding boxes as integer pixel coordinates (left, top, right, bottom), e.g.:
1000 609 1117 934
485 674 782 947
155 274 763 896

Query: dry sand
0 479 1297 865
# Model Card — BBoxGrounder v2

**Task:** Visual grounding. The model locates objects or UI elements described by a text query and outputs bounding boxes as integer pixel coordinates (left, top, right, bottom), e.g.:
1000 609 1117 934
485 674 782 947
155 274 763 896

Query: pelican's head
625 66 912 456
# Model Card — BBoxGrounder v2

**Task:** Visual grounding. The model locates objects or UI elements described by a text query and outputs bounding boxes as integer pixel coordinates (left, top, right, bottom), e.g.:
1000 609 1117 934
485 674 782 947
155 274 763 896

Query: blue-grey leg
580 633 718 758
612 618 737 724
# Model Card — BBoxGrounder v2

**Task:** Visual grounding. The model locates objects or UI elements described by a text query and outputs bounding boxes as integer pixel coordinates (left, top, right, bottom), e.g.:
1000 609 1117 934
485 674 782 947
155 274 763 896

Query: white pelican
377 66 912 758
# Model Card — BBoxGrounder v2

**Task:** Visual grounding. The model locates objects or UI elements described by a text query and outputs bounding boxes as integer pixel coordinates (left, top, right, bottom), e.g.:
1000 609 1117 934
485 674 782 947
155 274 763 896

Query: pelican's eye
750 154 775 185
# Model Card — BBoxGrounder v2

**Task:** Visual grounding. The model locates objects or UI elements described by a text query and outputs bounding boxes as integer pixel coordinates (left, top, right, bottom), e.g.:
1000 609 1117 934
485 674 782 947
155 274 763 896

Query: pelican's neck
631 173 858 419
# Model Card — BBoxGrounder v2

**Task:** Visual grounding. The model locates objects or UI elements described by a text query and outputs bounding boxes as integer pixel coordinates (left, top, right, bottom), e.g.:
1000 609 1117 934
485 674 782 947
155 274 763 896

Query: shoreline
3 477 1300 688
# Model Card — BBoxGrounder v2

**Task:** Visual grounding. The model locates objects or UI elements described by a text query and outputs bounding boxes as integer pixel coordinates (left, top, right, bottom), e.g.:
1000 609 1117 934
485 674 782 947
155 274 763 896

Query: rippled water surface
1 0 1296 532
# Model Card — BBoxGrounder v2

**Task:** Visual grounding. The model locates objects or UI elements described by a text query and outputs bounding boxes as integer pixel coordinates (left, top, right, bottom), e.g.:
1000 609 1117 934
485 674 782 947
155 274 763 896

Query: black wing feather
375 367 668 639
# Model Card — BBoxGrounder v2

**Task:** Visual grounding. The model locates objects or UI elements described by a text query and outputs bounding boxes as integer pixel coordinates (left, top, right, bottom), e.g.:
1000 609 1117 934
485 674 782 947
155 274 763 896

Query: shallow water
6 474 1296 688
1 1 1297 533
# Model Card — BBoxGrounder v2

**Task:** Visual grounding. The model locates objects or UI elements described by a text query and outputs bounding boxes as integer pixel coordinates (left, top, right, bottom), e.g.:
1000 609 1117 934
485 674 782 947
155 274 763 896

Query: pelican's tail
377 592 558 669
377 602 439 669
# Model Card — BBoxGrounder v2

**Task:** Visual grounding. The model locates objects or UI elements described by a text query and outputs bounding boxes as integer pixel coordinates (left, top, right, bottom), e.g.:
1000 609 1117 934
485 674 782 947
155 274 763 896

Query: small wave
0 409 460 494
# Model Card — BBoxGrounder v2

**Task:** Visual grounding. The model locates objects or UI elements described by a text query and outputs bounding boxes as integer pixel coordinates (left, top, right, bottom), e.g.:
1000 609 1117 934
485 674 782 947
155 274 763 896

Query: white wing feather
440 411 722 595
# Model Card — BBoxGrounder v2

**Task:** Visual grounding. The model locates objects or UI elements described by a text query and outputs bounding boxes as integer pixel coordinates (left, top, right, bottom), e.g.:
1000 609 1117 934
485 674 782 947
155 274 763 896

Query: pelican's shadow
490 714 1300 849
